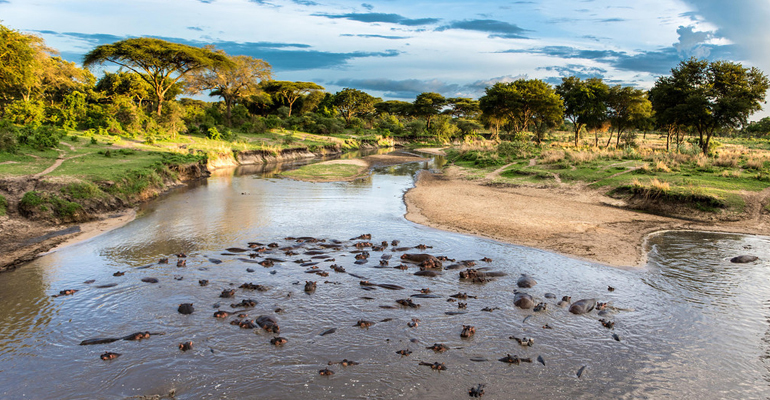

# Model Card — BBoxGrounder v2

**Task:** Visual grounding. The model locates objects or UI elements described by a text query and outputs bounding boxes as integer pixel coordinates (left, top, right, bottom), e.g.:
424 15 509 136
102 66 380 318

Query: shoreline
43 209 137 255
403 166 770 268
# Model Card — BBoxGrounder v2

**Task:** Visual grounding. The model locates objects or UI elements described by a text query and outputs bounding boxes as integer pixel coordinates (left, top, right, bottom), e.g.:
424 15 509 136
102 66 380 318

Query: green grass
0 194 6 216
282 163 365 181
19 190 82 218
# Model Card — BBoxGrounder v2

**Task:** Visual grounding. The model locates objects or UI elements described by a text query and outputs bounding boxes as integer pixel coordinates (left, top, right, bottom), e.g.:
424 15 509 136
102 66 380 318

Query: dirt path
33 154 86 178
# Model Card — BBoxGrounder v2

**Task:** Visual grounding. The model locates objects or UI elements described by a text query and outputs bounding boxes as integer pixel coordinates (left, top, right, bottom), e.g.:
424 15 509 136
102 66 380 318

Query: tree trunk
225 98 233 127
606 130 614 148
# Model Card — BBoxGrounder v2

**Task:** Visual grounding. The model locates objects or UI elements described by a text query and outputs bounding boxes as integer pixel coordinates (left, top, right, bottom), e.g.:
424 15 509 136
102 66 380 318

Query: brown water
0 156 768 399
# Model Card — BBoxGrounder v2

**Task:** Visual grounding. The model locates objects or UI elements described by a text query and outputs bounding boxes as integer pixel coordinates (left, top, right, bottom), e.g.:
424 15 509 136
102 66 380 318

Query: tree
83 38 232 117
745 117 770 137
556 76 609 147
479 79 563 141
186 53 272 126
0 24 63 108
332 88 379 125
374 100 413 118
605 85 652 147
650 58 769 154
95 71 155 108
413 92 446 129
261 81 324 117
446 97 481 119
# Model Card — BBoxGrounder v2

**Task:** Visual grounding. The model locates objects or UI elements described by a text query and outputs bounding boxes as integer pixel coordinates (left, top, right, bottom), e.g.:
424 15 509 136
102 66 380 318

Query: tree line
1 23 768 155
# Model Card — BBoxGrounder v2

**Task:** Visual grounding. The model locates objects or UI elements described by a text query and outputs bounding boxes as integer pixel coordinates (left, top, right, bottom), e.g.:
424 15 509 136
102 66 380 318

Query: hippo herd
52 232 761 397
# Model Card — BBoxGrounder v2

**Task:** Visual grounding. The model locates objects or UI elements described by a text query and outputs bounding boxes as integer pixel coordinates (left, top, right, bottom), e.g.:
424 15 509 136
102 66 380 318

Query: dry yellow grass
540 150 565 164
654 161 672 173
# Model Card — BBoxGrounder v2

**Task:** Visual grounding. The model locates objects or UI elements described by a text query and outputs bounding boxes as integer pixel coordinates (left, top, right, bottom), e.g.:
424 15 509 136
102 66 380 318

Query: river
0 154 768 399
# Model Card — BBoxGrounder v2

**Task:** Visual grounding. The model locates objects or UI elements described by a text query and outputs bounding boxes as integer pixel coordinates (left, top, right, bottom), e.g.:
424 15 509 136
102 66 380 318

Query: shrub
0 120 19 153
62 182 104 200
0 194 7 216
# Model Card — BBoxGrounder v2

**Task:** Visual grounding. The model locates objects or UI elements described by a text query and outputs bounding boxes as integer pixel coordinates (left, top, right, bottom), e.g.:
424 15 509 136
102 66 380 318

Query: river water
0 154 768 399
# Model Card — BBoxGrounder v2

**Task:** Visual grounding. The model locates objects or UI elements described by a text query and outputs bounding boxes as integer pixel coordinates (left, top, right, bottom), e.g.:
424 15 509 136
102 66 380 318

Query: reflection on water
0 155 769 399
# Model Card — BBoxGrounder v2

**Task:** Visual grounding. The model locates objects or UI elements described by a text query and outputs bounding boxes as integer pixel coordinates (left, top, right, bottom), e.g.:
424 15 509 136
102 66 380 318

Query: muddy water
0 156 768 399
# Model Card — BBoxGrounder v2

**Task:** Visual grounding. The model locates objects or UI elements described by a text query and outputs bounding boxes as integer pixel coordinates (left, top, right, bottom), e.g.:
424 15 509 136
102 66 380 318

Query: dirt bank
284 153 427 182
404 166 770 267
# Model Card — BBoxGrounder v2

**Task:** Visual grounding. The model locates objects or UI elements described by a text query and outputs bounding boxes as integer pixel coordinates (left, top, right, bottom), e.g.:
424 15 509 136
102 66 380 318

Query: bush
0 120 19 153
0 194 7 216
5 100 46 127
61 182 104 200
17 125 66 150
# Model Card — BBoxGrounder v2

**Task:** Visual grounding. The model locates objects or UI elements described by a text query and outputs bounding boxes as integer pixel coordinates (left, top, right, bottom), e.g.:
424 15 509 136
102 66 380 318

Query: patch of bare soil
292 153 427 182
404 166 770 268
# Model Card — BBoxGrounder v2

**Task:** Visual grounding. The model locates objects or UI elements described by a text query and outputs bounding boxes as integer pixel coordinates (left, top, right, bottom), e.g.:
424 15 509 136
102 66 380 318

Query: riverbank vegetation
1 21 770 240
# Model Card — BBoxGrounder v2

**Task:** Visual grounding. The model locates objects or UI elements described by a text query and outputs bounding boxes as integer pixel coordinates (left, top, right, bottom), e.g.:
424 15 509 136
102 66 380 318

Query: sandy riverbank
404 165 770 268
284 153 427 182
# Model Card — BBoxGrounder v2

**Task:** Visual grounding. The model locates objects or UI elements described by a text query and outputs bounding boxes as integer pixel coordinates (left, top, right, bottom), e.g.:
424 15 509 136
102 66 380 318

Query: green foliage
5 100 46 126
16 125 65 150
480 79 564 136
556 76 609 146
0 194 7 216
0 120 19 153
261 81 324 117
331 88 379 125
20 191 44 208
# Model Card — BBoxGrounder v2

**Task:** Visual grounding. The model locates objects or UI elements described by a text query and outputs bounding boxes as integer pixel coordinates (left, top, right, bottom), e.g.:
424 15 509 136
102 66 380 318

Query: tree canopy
186 52 272 125
556 76 609 146
83 37 232 117
479 79 563 141
331 88 379 125
605 85 651 147
413 92 446 129
261 81 324 117
650 58 769 153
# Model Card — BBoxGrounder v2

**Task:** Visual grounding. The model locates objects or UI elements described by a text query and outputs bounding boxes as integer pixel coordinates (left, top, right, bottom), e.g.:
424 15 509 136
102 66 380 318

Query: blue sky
2 0 769 117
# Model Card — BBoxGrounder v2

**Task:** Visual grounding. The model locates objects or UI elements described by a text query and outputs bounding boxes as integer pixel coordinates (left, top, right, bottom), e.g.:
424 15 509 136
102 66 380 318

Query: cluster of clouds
2 0 768 109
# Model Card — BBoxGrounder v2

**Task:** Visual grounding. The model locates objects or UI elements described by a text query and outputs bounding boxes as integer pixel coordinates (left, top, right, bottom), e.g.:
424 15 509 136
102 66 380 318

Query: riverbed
0 155 768 399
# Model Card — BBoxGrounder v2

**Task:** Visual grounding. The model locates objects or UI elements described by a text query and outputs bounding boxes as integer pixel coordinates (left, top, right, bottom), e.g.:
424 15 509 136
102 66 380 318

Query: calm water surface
0 155 769 399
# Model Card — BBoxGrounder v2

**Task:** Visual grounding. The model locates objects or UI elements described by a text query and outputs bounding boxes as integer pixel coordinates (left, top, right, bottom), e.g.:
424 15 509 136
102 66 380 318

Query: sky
2 0 769 118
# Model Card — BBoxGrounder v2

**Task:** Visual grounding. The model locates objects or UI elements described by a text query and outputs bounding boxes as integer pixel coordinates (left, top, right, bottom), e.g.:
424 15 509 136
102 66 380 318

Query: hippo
396 299 420 308
179 341 193 351
239 320 257 329
569 299 597 315
329 359 359 367
391 240 400 246
516 275 537 288
113 271 125 277
176 259 186 267
354 320 375 328
481 257 493 262
557 296 572 307
514 293 535 309
320 328 336 336
270 337 288 346
52 289 78 298
220 289 236 298
256 315 280 333
458 302 467 309
401 254 442 269
469 384 485 397
396 349 412 356
511 336 534 346
730 255 759 263
461 325 476 338
158 258 169 264
419 361 447 371
533 302 547 312
231 299 257 308
213 310 231 319
351 234 371 240
414 270 439 277
178 303 194 315
408 318 420 328
450 292 476 299
544 293 557 299
498 354 532 364
426 343 448 352
100 352 121 360
319 368 335 376
599 319 615 329
141 277 159 284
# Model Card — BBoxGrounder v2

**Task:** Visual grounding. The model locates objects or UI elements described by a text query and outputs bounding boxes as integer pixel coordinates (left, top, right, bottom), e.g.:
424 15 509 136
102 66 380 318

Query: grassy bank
281 162 367 182
446 133 770 218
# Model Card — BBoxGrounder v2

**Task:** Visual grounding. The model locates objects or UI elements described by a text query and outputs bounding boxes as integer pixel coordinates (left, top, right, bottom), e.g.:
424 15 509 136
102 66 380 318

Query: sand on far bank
46 209 137 254
413 147 446 156
404 166 770 268
284 153 427 182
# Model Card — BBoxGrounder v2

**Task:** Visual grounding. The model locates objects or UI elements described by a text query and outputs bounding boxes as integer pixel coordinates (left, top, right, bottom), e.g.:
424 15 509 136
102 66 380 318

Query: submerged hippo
100 352 121 360
256 315 280 333
179 341 193 351
461 325 476 338
516 275 537 288
178 303 194 315
419 361 447 371
514 293 535 309
401 254 442 269
730 255 759 263
569 299 597 315
426 343 449 352
557 296 572 307
270 337 288 346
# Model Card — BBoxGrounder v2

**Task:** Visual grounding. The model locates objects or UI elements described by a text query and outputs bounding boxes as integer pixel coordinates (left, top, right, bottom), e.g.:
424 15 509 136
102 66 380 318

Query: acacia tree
605 85 652 148
479 79 563 141
83 38 231 117
261 81 324 117
446 97 481 119
556 76 609 147
650 58 769 154
331 88 379 125
186 53 272 126
374 100 413 118
413 92 446 129
0 25 53 105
